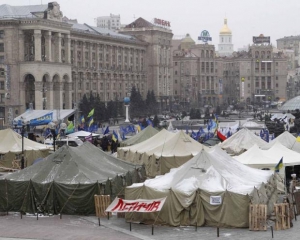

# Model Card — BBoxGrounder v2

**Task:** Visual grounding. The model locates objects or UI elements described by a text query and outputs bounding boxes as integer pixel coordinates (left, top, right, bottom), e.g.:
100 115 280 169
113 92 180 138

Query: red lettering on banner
111 198 124 211
150 201 161 211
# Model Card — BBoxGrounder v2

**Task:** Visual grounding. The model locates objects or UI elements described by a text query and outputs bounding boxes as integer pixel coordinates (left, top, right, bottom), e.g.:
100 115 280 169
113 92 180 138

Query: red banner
105 197 167 213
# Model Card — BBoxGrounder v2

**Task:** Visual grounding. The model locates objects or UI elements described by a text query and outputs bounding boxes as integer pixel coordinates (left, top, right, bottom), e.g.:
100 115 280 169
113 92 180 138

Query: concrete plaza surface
0 213 300 240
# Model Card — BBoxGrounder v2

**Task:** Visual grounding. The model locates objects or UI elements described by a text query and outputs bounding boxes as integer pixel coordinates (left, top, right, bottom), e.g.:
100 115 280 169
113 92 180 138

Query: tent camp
118 130 205 177
120 125 159 147
0 128 51 169
260 131 300 153
219 128 267 155
0 142 145 215
234 142 300 170
125 146 277 227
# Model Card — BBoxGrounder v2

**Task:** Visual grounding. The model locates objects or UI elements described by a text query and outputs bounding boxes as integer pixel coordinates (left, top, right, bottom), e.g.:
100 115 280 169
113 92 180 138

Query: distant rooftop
0 3 47 18
70 23 140 43
277 35 300 41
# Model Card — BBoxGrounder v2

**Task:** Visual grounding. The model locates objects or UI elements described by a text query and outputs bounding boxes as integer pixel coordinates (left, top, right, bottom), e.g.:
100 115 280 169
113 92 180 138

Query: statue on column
124 97 130 123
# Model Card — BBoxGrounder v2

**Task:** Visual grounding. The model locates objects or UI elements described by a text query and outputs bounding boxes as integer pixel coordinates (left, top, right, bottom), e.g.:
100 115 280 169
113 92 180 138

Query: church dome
181 33 195 43
220 18 232 35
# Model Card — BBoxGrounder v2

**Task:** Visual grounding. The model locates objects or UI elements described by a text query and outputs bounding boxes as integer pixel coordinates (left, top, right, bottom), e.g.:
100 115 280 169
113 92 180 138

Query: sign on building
253 36 270 44
198 30 212 43
154 18 171 27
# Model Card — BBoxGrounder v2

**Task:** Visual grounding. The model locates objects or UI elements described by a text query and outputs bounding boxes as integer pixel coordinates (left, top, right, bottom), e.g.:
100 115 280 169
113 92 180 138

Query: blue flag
103 126 109 135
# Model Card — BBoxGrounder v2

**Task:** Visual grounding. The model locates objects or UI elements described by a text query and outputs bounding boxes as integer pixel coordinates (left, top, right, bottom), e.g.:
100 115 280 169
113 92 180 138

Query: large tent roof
119 128 174 154
261 131 300 152
119 129 203 158
0 128 51 154
219 128 267 154
234 142 300 168
67 130 100 138
3 142 140 184
129 145 272 195
120 125 159 147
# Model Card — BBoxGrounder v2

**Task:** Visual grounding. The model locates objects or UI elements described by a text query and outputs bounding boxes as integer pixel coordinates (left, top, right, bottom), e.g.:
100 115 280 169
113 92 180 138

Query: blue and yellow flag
88 117 94 127
87 108 94 118
275 157 283 172
112 130 118 142
80 115 85 123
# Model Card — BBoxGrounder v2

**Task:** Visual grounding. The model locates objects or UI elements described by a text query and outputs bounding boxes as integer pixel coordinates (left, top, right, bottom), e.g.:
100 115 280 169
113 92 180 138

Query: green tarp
0 142 146 215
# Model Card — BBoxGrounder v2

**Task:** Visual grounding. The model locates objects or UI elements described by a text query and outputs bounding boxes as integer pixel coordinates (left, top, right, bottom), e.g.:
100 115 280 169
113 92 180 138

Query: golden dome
220 18 232 35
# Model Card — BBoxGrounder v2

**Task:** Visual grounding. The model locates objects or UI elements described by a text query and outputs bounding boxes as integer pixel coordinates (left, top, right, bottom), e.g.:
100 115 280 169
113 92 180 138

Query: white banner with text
106 197 167 213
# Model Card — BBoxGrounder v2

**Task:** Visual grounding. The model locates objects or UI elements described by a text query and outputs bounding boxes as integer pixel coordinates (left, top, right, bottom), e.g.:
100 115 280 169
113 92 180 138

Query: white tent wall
125 146 278 227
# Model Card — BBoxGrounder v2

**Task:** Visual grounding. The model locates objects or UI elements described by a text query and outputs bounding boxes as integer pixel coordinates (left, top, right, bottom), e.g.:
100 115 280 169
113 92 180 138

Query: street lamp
14 119 29 169
48 122 57 152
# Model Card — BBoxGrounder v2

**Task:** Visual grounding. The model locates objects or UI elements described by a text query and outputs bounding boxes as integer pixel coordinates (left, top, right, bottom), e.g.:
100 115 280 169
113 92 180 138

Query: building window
175 80 177 84
0 81 4 90
175 71 177 75
0 43 4 52
276 76 278 80
0 30 4 39
276 83 278 88
0 93 4 103
0 56 4 63
175 62 177 66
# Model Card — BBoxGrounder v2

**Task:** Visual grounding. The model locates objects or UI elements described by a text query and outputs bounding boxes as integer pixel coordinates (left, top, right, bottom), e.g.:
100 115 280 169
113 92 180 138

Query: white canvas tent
67 130 100 138
118 130 205 177
234 142 300 170
219 128 267 155
260 131 300 153
0 128 51 168
125 146 277 227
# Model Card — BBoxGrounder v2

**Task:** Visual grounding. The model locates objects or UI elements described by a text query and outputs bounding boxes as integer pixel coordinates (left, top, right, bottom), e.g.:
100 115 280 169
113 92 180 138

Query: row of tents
1 124 300 227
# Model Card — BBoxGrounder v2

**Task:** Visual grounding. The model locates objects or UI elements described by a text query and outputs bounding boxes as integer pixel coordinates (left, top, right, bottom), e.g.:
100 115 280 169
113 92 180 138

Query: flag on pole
274 157 283 172
103 126 109 135
112 130 118 142
80 115 85 123
87 108 94 118
88 117 94 127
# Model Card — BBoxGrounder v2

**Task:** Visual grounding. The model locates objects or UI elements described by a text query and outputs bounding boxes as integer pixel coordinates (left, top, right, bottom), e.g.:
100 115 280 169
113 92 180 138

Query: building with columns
0 2 172 126
218 18 233 57
172 34 224 110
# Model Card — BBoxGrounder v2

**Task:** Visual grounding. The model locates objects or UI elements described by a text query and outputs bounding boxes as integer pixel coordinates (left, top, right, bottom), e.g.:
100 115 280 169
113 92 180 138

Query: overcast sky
3 0 300 50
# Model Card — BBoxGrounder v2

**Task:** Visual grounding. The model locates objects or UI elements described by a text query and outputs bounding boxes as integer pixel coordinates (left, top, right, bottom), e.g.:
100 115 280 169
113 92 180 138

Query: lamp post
14 120 29 169
48 122 57 152
20 124 26 169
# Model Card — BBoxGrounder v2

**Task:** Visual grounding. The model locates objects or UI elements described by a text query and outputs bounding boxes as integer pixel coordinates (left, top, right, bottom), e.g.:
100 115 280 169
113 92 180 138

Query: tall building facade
173 34 223 109
120 18 173 111
0 2 172 126
277 35 300 67
96 14 121 30
218 18 233 57
222 44 287 105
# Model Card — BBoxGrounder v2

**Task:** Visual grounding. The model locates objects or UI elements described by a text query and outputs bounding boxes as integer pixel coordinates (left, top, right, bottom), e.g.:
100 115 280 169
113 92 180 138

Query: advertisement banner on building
198 30 212 43
253 36 270 44
106 197 167 213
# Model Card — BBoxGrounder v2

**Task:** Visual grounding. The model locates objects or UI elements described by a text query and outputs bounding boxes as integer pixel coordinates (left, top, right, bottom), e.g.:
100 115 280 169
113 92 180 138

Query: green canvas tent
120 125 159 147
0 142 145 215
